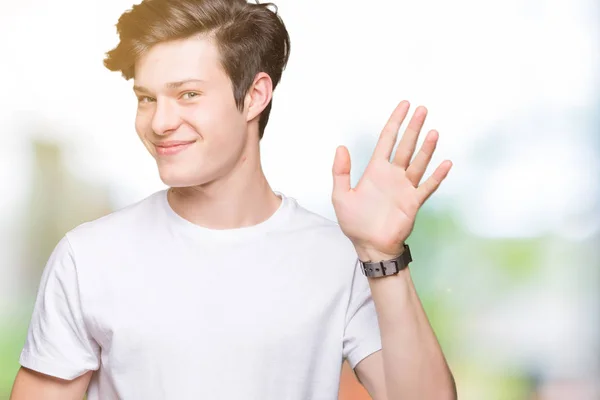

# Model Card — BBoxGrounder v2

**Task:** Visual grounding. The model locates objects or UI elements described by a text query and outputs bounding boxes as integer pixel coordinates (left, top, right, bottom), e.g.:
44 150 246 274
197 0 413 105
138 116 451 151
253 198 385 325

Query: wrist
355 243 406 263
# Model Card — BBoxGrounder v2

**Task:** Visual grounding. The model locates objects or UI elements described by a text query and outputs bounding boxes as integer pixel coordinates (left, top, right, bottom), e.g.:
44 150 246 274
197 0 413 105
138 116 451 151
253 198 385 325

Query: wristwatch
359 243 412 278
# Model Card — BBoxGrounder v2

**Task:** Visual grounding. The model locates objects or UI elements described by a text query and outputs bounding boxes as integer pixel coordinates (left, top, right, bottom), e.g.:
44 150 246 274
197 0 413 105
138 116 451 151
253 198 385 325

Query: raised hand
331 100 452 260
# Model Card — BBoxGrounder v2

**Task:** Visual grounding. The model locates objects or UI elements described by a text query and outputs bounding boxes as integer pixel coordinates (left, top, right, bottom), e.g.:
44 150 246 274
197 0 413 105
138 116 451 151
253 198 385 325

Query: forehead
134 36 225 87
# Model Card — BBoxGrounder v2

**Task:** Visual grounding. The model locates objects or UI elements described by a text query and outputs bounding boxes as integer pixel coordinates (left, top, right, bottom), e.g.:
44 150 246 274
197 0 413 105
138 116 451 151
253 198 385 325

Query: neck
166 142 281 230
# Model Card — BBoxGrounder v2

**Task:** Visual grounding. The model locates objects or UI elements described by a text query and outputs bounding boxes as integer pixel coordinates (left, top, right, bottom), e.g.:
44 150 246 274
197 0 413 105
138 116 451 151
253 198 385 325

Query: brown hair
104 0 291 139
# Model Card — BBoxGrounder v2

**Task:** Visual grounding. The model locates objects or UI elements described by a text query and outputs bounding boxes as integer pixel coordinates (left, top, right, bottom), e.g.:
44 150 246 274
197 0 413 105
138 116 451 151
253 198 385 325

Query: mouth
154 140 196 156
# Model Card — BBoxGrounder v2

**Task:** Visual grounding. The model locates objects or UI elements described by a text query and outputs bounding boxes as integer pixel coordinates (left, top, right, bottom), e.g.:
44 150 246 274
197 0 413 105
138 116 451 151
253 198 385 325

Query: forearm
357 249 456 399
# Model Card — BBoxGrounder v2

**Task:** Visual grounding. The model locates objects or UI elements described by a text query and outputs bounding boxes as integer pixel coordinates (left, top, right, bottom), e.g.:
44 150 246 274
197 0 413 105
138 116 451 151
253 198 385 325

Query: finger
415 160 452 205
392 105 428 169
372 100 410 162
332 145 352 199
405 129 438 187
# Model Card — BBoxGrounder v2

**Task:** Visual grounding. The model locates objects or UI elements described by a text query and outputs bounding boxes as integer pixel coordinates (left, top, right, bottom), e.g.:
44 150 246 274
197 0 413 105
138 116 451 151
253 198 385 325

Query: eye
181 92 200 100
137 96 155 103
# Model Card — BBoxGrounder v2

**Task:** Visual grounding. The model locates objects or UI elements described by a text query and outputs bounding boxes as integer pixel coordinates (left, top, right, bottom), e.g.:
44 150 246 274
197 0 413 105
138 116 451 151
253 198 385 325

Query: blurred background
1 0 599 398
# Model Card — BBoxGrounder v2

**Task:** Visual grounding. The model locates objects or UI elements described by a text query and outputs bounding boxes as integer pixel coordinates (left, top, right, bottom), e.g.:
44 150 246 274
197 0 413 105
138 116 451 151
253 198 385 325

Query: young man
11 0 456 399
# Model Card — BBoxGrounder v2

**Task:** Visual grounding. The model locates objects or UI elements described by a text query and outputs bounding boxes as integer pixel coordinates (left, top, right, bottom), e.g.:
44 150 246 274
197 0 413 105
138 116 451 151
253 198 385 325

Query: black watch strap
359 243 412 278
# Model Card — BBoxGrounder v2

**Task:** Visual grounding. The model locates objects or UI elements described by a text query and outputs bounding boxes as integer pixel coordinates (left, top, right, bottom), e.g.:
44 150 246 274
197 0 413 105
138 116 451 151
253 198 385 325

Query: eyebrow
133 79 206 93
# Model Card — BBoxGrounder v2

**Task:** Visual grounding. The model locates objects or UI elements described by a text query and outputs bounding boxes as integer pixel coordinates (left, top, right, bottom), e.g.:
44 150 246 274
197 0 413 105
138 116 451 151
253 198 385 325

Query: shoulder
284 196 356 256
64 190 165 253
289 200 343 233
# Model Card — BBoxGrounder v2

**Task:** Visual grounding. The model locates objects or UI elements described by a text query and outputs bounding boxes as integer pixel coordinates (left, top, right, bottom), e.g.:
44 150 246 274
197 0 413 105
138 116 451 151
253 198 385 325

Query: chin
157 164 214 188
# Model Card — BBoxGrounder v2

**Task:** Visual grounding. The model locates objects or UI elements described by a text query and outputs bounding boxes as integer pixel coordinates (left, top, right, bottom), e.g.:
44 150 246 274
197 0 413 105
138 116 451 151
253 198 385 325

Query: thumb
332 145 351 196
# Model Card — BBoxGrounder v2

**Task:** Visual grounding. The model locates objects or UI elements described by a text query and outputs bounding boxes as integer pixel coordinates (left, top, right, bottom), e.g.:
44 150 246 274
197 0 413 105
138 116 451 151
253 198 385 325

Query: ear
245 72 273 123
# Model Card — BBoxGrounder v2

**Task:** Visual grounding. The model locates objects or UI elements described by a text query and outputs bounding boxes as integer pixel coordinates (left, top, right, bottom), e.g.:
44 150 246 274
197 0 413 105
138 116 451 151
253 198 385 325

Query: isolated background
0 0 599 398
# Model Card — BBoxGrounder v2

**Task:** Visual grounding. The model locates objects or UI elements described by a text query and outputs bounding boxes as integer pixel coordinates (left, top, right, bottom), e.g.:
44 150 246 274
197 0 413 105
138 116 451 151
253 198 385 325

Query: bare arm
354 351 388 400
354 261 456 400
10 367 92 400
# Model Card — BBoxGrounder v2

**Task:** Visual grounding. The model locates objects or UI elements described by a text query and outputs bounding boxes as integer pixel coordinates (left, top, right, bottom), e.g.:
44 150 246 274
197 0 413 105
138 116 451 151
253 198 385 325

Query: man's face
133 36 250 187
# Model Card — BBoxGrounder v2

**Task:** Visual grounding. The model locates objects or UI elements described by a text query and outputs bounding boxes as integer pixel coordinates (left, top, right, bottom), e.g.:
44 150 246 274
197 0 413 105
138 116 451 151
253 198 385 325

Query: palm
331 101 452 258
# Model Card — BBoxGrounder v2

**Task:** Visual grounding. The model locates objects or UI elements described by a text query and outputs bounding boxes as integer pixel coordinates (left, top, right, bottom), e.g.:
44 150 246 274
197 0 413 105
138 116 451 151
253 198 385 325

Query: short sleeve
19 236 100 380
342 258 382 369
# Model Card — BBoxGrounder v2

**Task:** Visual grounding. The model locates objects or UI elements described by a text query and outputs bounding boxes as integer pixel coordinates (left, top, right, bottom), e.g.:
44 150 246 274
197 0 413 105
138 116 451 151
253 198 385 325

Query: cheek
134 113 147 138
185 102 245 143
135 113 156 144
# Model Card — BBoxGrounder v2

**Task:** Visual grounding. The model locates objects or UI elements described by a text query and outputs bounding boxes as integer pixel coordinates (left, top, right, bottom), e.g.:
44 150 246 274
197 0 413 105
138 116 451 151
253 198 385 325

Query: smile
154 141 195 156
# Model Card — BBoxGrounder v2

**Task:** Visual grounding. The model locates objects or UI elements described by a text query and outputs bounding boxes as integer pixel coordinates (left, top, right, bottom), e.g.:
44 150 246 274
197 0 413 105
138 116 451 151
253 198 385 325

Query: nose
151 98 182 136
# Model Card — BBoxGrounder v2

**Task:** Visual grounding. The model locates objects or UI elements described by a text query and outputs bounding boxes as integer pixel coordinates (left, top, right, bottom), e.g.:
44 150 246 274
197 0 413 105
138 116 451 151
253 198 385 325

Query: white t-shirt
20 190 382 399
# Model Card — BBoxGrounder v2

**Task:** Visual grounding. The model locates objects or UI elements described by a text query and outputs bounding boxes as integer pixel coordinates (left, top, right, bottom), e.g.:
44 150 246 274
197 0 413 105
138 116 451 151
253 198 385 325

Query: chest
85 240 349 372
